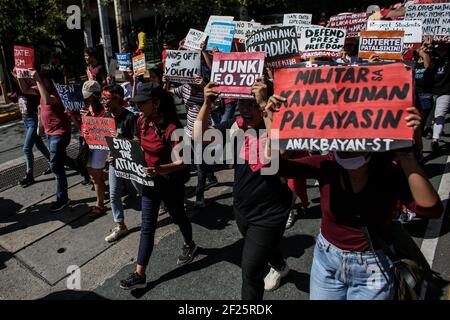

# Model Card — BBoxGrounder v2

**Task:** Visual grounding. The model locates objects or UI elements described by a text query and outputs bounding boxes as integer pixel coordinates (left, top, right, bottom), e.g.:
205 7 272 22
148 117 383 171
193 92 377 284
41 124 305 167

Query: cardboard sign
283 13 313 35
210 52 266 98
82 116 116 150
115 53 132 71
204 15 234 35
329 12 369 38
234 21 261 43
359 30 405 60
246 26 300 69
405 3 450 42
366 20 423 44
206 21 236 52
106 137 154 187
14 45 34 78
53 82 85 112
299 27 346 59
272 63 414 152
184 29 208 51
132 54 146 76
165 50 201 84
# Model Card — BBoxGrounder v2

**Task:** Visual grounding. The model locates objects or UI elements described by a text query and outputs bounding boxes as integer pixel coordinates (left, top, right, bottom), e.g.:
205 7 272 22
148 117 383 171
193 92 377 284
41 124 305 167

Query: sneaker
42 167 52 175
431 140 439 154
205 175 218 190
285 209 298 230
264 263 290 291
159 203 169 214
81 177 91 186
119 272 146 290
105 225 129 242
49 198 70 212
177 242 198 265
19 174 35 188
195 196 206 208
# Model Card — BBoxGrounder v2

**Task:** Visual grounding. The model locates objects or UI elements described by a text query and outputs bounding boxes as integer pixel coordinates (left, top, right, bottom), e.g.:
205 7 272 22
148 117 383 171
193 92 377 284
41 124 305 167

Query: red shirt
280 154 443 251
86 63 106 84
33 87 71 135
137 117 180 169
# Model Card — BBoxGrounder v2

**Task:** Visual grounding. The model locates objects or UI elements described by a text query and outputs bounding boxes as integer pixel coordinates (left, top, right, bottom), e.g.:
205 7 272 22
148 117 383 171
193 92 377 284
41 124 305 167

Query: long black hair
158 90 183 129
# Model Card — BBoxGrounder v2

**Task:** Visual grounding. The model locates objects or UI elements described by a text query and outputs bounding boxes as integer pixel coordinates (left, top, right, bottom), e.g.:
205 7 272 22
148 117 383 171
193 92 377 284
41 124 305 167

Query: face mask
333 151 371 170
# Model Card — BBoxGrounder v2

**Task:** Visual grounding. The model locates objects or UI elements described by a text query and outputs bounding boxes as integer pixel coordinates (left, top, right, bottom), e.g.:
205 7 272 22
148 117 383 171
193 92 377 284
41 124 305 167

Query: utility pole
97 0 113 74
81 0 93 48
114 0 128 50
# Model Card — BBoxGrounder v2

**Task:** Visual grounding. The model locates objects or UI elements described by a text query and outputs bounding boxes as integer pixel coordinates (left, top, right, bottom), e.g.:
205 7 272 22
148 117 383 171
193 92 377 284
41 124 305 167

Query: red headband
101 91 122 100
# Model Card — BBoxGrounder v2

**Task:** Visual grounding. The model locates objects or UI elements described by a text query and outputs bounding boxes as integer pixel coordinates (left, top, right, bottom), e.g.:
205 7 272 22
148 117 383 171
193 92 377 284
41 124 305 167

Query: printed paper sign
204 15 234 35
234 21 261 43
82 116 116 150
116 53 132 71
53 82 85 112
206 21 237 52
359 30 405 60
272 63 414 152
283 13 313 35
299 27 346 58
183 29 208 50
106 137 154 187
329 12 369 38
366 20 423 44
165 50 201 84
14 45 34 78
211 52 266 98
405 3 450 42
132 54 146 76
246 26 301 69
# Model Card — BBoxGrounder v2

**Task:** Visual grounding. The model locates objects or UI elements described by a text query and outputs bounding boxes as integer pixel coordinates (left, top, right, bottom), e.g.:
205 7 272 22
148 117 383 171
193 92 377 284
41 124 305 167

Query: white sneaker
264 263 290 291
105 226 129 243
285 209 297 229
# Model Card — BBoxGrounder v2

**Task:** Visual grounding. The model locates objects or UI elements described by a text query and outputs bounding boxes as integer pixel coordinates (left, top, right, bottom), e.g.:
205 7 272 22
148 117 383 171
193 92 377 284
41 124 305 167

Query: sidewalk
0 103 20 125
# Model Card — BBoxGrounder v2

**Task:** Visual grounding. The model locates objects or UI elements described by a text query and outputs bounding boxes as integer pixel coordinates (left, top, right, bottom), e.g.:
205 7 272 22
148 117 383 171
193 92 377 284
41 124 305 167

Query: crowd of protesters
6 3 449 300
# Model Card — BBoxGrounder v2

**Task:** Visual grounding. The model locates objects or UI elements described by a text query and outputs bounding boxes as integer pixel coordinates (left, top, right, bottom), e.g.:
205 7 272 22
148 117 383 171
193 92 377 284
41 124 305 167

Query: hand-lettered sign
206 21 236 52
14 45 34 78
116 53 132 71
204 15 234 35
234 21 261 43
366 20 423 44
299 27 346 59
405 2 450 42
359 30 405 60
246 26 301 69
165 50 201 84
132 54 146 76
106 137 154 186
211 52 266 98
53 82 85 112
272 63 414 152
183 29 208 51
283 13 313 35
82 116 116 150
329 12 369 38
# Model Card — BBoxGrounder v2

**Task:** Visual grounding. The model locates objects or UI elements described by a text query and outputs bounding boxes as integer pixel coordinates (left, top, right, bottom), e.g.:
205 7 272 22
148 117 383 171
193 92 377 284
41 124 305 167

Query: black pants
192 145 216 200
235 210 286 300
137 175 192 266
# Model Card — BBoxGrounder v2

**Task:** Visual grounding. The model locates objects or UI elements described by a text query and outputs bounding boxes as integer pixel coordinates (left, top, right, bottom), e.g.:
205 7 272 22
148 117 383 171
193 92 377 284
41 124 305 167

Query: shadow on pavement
39 290 109 300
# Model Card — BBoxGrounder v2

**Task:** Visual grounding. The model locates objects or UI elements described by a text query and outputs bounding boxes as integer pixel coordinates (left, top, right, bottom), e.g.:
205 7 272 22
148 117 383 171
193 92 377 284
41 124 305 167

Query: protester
119 82 197 290
84 47 107 86
137 26 146 54
128 26 138 53
13 69 52 187
264 94 443 300
102 84 142 241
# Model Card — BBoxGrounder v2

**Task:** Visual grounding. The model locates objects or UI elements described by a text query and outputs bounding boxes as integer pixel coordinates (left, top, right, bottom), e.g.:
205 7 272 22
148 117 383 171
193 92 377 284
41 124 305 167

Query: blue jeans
48 134 71 201
310 233 395 300
108 165 142 223
212 102 236 125
23 115 50 175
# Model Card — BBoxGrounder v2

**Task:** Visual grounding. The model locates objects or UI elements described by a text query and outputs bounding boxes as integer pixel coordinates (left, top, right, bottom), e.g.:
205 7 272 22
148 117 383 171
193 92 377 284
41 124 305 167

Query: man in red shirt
84 47 107 86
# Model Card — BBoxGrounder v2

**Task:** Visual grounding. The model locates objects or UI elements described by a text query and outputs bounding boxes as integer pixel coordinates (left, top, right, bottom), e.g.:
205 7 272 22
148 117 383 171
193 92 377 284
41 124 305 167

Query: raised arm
29 69 58 105
192 82 219 142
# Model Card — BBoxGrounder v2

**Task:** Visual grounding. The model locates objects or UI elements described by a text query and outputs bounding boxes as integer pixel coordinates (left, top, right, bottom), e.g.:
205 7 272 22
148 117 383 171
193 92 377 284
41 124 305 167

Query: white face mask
333 151 371 170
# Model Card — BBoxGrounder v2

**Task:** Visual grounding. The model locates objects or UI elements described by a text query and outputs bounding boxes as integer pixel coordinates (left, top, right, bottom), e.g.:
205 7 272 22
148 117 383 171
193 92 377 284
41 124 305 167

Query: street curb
0 110 21 124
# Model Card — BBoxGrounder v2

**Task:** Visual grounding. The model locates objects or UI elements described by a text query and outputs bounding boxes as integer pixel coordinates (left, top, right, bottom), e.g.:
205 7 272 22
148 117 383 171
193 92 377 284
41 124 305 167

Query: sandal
88 206 108 219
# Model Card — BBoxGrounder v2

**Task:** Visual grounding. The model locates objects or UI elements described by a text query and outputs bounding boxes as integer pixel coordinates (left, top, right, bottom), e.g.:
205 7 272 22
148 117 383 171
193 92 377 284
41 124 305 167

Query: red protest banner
14 45 34 78
272 63 414 152
359 30 405 61
329 12 368 38
211 52 266 98
82 116 116 150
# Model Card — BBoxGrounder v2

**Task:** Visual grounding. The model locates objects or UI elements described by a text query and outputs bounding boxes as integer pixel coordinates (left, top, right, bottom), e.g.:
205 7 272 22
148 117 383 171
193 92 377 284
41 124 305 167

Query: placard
106 137 154 187
246 26 301 69
204 15 234 35
234 21 261 43
116 53 132 71
183 29 208 51
299 27 346 58
14 45 34 78
329 12 369 38
132 53 146 76
366 20 423 44
283 13 313 35
272 63 414 152
165 50 201 84
53 82 85 112
359 30 404 60
82 116 116 150
206 21 237 52
405 2 450 42
211 52 266 98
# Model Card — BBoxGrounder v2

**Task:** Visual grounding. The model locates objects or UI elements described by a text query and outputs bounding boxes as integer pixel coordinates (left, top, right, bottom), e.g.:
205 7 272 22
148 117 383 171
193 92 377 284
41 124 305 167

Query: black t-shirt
414 61 434 94
216 119 292 227
432 55 450 96
108 108 138 140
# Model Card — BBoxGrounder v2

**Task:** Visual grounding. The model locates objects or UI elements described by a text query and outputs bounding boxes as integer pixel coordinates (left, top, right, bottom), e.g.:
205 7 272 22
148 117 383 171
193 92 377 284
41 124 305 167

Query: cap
82 80 101 99
130 82 164 103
